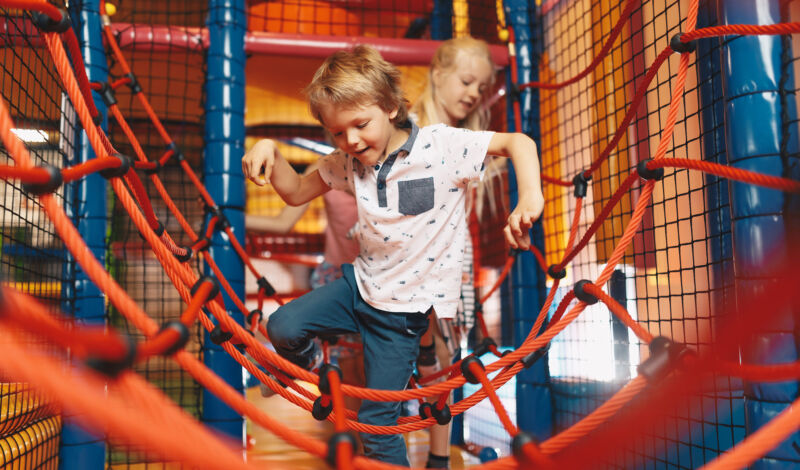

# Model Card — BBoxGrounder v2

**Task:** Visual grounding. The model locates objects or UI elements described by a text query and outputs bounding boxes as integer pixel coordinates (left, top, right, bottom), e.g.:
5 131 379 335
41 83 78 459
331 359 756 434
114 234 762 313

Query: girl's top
322 189 359 267
318 122 493 319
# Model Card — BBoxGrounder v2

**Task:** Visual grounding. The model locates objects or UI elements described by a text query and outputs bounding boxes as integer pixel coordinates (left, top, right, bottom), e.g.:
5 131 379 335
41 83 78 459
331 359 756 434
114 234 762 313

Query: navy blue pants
267 264 430 466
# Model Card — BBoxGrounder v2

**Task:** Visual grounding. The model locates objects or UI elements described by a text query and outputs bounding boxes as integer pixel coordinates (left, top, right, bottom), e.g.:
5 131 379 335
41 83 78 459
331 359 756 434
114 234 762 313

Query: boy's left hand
504 193 544 251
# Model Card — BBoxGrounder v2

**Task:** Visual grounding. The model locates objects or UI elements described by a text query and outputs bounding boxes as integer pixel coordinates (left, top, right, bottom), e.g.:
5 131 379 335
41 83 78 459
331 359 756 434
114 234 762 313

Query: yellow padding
3 282 61 297
0 415 61 469
1 384 58 437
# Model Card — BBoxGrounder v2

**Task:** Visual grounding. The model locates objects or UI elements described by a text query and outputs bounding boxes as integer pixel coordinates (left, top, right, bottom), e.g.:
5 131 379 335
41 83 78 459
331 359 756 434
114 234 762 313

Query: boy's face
318 101 399 167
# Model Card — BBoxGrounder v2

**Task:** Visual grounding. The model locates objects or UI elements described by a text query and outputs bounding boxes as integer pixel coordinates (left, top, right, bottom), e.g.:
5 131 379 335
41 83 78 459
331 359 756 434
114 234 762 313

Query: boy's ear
389 107 399 121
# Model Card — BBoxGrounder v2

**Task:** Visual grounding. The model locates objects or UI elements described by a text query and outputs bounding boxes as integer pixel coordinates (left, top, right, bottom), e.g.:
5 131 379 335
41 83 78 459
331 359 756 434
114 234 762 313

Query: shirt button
377 182 385 190
374 164 380 170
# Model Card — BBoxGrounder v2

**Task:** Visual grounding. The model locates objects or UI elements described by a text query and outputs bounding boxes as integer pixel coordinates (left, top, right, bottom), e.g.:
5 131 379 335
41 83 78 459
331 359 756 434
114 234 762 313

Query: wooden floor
245 384 480 469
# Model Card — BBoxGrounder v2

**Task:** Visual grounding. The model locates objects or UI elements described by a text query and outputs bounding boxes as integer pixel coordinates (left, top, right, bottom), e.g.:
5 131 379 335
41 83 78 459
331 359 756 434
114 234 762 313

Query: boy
241 45 543 466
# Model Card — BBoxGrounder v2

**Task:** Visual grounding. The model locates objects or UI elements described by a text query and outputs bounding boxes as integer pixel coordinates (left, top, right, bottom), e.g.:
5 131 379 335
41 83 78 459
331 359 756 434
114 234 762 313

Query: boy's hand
504 193 544 251
242 139 277 186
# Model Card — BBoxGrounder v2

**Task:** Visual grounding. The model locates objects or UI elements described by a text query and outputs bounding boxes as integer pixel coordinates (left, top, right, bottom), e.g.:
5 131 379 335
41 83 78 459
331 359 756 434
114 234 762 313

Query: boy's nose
346 130 360 146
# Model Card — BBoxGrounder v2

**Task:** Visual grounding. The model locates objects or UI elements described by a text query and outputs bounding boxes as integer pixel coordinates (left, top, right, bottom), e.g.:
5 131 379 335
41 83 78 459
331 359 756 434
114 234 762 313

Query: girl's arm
486 132 545 250
242 139 329 205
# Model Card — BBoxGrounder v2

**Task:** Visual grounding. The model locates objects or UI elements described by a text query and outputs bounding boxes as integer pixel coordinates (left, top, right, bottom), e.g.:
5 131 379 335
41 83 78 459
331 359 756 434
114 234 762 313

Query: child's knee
266 308 301 348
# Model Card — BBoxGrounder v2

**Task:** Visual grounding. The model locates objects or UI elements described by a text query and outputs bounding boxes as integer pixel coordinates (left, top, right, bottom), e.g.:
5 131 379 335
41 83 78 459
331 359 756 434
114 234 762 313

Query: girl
410 36 503 469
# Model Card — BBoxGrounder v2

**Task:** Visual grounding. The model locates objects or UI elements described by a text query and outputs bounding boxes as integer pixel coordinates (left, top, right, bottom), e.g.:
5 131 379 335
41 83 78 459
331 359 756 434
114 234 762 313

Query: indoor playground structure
0 0 799 468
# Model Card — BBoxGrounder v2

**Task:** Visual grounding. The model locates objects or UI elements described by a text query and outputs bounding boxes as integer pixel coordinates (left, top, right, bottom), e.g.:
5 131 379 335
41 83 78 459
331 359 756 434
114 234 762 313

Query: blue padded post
718 0 800 467
59 2 107 468
695 2 747 464
203 0 246 444
504 0 553 441
430 0 453 40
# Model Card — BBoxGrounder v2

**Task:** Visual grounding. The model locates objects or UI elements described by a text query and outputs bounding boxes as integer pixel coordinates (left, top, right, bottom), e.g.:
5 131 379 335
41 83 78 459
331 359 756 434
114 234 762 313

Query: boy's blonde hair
411 37 496 131
305 45 409 126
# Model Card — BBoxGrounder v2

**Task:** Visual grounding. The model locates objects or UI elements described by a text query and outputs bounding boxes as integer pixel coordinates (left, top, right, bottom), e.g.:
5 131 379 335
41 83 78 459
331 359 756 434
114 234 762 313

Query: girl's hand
242 139 278 186
503 192 544 250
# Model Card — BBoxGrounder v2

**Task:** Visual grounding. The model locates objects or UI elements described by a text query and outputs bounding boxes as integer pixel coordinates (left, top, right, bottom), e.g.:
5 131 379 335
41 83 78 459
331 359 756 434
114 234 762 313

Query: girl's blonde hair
411 37 495 131
304 45 409 126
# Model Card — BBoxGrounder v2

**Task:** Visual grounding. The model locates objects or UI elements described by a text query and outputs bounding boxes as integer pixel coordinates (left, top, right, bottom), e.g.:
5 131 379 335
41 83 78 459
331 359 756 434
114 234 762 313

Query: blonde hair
411 37 495 131
304 45 409 126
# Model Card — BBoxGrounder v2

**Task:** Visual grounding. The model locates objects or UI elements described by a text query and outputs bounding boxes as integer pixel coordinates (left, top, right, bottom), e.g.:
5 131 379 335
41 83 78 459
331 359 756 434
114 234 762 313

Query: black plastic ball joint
325 432 357 467
22 164 63 196
573 279 599 305
637 158 665 181
32 8 71 33
311 396 333 421
670 33 696 54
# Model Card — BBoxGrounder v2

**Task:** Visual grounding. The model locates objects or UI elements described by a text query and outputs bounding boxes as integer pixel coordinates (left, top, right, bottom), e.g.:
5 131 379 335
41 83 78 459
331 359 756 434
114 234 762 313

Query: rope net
0 0 798 469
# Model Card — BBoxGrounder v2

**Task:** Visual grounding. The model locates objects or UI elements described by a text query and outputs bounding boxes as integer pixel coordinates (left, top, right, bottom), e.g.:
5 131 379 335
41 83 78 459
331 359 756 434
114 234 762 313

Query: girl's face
318 101 399 167
432 52 493 126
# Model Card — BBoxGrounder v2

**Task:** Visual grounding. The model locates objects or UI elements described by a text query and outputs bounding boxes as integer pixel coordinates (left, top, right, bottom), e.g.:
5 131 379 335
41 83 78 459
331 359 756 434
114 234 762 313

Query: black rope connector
193 236 211 252
317 363 342 395
511 431 537 462
85 333 137 377
419 402 434 420
508 247 523 257
508 82 521 102
124 72 142 94
257 276 276 297
173 246 193 262
572 171 592 198
521 343 550 369
151 220 165 237
547 264 566 279
138 220 165 241
157 321 190 356
637 336 693 381
209 324 233 345
206 205 230 230
142 160 162 175
460 355 485 384
22 164 62 196
247 309 263 326
190 275 220 303
670 32 696 54
97 81 117 107
99 153 131 179
32 8 71 33
431 403 452 425
325 432 357 467
473 337 497 358
167 141 185 162
573 279 599 305
311 396 333 421
636 158 664 181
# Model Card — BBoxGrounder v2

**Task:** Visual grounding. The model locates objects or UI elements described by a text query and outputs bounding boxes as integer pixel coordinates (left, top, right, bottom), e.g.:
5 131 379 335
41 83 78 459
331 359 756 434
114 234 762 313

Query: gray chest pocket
398 177 434 216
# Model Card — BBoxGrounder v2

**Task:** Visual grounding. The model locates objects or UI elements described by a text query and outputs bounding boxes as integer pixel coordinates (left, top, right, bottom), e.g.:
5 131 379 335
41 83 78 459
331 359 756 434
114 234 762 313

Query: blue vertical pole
718 0 800 468
204 0 247 444
430 0 453 40
60 2 108 469
504 0 553 441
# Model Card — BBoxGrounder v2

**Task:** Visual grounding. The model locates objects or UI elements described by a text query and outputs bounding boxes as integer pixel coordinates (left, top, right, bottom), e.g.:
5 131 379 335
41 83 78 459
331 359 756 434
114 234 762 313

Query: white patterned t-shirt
318 122 494 319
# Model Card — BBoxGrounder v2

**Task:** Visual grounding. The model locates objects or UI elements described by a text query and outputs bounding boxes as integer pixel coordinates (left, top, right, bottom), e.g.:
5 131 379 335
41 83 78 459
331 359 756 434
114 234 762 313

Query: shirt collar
387 119 418 158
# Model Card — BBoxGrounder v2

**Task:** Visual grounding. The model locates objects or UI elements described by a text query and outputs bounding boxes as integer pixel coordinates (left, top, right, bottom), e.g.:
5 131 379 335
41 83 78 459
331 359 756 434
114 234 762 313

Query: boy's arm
486 132 545 250
242 139 329 205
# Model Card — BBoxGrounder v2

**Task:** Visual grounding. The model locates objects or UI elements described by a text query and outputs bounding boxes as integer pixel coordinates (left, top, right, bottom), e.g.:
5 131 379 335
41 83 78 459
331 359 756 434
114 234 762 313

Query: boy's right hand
242 139 277 186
